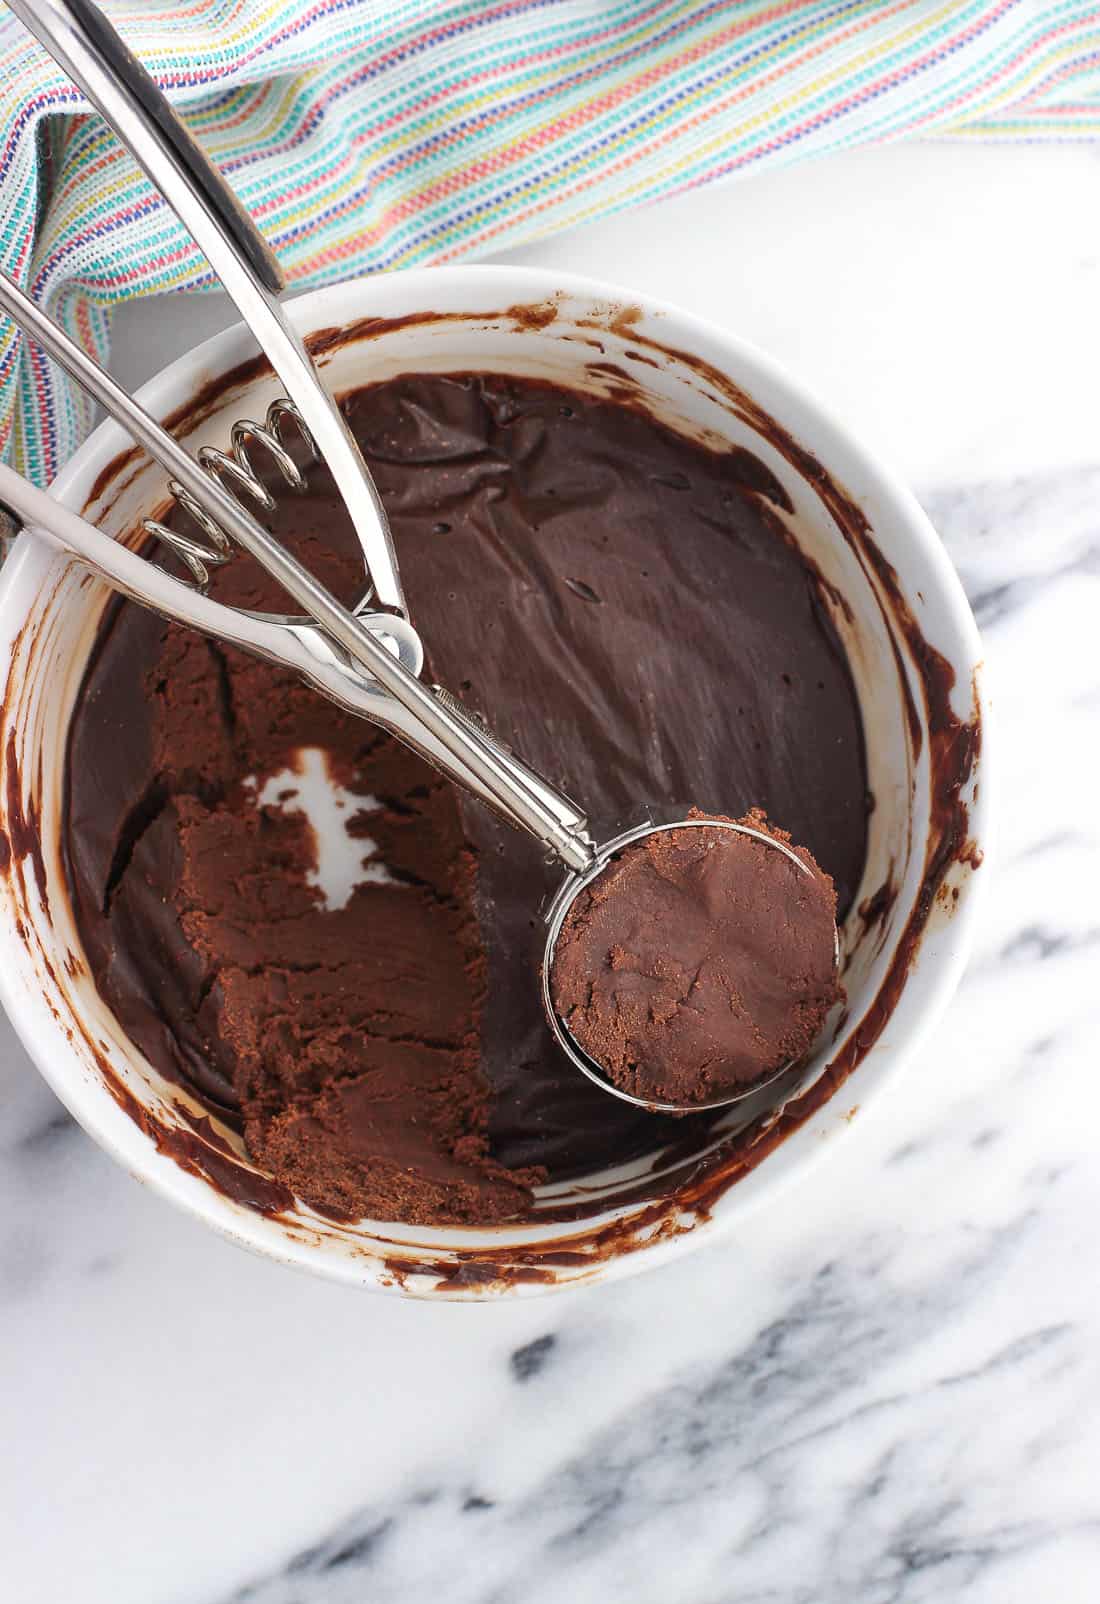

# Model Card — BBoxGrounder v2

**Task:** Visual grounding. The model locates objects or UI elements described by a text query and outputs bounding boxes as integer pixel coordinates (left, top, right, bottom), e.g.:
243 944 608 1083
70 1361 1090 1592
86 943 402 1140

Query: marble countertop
4 142 1099 1603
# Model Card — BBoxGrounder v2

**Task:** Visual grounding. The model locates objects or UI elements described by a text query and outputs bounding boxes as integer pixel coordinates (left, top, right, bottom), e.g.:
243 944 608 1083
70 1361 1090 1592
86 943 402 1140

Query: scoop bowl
542 817 841 1114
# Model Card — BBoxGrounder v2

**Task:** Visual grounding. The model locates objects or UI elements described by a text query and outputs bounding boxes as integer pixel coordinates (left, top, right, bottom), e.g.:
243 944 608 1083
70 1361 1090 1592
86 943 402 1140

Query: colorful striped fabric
2 0 1099 484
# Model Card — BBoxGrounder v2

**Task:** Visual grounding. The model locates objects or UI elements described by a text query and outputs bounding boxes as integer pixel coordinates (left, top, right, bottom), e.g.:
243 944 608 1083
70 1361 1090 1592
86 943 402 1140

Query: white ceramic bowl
0 266 988 1297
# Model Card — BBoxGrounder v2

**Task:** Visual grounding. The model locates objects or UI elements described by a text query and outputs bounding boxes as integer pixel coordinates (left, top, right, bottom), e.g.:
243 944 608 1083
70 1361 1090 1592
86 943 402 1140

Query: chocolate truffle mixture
549 810 840 1107
65 372 869 1224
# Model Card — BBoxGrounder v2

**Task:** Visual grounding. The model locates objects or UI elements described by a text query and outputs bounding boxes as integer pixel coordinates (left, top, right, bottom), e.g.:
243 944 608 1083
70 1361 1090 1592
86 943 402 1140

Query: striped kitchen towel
2 0 1099 484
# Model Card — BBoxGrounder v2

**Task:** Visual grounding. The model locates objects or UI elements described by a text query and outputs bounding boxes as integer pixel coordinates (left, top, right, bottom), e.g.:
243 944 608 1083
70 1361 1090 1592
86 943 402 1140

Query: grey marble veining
224 1222 1087 1604
4 148 1100 1603
3 445 1099 1604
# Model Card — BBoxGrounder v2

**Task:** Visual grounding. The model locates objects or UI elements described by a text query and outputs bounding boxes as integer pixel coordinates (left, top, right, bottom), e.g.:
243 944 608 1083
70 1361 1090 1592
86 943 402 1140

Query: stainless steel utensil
3 0 595 874
1 0 837 1114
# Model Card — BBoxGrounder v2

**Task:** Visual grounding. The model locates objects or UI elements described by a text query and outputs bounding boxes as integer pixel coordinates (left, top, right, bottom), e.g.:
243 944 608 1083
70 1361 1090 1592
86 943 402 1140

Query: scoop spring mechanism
143 398 316 590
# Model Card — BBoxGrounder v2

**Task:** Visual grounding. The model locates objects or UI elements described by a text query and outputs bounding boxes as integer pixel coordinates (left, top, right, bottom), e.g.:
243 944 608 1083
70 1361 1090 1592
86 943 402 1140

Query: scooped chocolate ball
549 811 840 1107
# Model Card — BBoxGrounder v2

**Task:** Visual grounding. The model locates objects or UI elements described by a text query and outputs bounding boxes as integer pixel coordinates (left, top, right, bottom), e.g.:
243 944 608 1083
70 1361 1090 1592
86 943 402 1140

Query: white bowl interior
0 269 986 1295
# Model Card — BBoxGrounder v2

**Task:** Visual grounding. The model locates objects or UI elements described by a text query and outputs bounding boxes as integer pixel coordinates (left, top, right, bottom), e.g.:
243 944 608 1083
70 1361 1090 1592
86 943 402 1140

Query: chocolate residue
63 367 870 1228
724 447 794 512
857 875 900 939
505 300 559 330
95 1049 295 1217
309 309 485 364
8 300 981 1285
3 730 47 914
608 306 643 336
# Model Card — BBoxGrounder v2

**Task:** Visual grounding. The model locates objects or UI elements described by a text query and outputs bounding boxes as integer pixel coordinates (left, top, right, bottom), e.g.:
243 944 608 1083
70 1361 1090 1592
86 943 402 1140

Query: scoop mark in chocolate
250 746 396 909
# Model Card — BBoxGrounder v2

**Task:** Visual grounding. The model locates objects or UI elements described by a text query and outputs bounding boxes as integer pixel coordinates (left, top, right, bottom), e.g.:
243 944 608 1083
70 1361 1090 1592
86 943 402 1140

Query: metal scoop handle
10 0 405 617
5 0 596 872
0 268 594 869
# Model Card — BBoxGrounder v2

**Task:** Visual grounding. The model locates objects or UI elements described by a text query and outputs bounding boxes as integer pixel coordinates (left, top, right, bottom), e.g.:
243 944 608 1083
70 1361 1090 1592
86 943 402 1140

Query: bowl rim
0 262 991 1297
